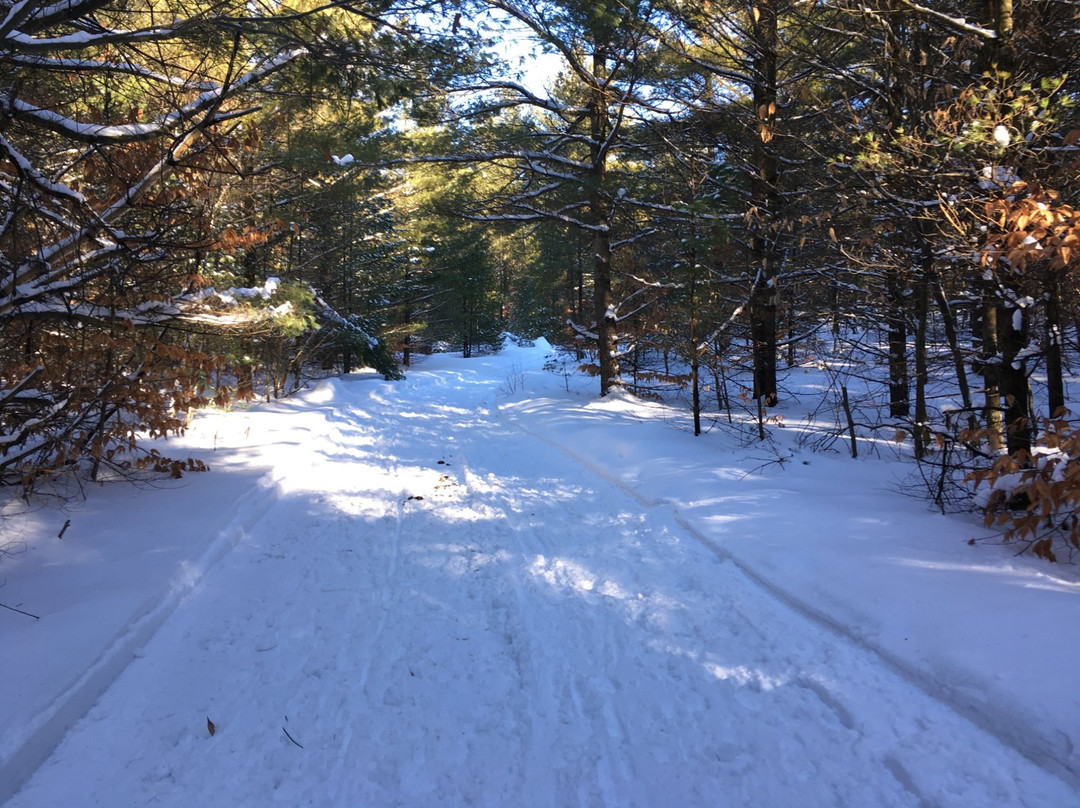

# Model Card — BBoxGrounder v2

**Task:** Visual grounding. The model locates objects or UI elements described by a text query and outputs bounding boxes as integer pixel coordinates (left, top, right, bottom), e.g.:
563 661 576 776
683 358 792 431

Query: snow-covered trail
6 358 1077 807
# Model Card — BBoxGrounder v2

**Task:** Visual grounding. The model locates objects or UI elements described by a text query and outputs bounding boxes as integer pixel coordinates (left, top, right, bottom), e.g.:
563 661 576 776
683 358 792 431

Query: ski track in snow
5 361 1079 807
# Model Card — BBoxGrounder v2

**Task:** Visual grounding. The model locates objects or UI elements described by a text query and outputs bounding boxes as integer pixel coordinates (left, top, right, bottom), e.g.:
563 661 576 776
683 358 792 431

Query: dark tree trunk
981 0 1015 72
913 265 930 458
592 221 618 394
982 0 1024 456
932 276 978 432
886 272 909 418
689 242 702 436
998 302 1032 456
1045 273 1066 418
981 296 1005 452
590 48 619 395
749 0 779 407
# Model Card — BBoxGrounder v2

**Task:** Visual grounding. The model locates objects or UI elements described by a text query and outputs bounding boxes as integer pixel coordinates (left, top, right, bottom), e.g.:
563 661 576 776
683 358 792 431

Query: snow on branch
0 0 35 39
309 288 379 348
627 198 744 223
3 49 305 143
5 22 194 53
699 267 763 349
0 394 73 451
5 53 219 90
0 129 85 203
463 206 599 232
8 277 308 330
20 0 116 31
612 296 657 325
448 80 580 117
566 318 598 341
0 246 127 317
622 270 681 290
0 364 45 409
611 230 662 251
521 147 595 169
888 0 997 39
0 44 298 298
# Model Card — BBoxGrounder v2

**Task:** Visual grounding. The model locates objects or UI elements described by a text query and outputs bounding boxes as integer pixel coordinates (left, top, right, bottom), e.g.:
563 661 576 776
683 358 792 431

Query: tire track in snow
506 409 1080 794
338 392 540 804
444 418 819 807
354 420 403 696
0 469 286 805
442 413 837 806
434 444 538 800
7 367 1077 807
399 394 653 806
453 442 591 806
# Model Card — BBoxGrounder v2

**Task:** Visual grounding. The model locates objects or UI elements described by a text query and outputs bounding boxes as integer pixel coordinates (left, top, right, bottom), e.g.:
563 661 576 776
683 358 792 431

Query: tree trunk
883 0 912 420
831 281 841 347
592 221 618 394
749 0 779 406
981 0 1022 457
689 243 702 436
998 301 1032 456
932 276 978 432
1045 273 1066 417
981 296 1005 452
981 0 1015 72
886 269 909 418
913 266 930 458
590 48 619 395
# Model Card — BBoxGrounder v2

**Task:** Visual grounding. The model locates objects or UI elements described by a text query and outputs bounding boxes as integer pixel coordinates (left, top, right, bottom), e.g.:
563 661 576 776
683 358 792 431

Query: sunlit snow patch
529 554 631 600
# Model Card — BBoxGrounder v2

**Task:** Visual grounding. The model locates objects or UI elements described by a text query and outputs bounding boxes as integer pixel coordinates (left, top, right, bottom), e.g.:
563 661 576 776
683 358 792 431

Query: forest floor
2 339 1079 807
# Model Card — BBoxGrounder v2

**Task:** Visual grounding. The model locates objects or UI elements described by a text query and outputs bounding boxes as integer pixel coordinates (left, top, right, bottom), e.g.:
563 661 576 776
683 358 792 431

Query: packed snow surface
3 340 1079 807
